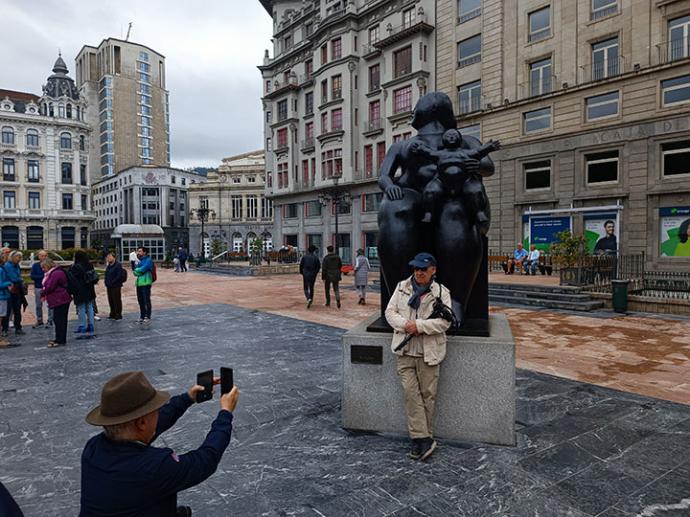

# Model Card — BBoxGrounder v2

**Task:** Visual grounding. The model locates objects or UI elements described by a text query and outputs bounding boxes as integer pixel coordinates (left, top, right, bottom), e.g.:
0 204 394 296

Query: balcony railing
361 44 381 57
332 89 342 100
363 119 382 132
458 54 481 68
299 73 314 84
458 96 484 115
518 75 557 100
458 7 481 24
580 57 624 84
591 3 617 21
301 138 315 149
393 104 413 115
656 37 690 66
373 18 435 50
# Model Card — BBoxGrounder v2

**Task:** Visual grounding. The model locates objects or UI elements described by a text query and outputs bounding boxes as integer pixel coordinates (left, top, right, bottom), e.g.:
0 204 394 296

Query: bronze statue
373 92 498 335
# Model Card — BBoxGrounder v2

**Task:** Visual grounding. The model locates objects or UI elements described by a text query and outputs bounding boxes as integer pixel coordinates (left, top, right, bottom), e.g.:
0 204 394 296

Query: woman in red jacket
41 258 72 348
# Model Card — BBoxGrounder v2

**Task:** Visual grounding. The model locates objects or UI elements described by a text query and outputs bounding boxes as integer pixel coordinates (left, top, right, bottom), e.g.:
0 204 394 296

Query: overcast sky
1 1 273 169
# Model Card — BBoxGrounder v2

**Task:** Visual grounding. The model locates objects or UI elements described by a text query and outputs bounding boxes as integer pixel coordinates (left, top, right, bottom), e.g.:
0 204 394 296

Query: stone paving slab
1 303 690 516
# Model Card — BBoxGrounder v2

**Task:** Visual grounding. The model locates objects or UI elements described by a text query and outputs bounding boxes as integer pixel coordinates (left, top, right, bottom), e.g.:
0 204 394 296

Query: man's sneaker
32 323 44 329
307 299 313 308
94 316 101 321
142 318 151 324
419 438 437 461
409 438 423 460
14 329 25 336
137 318 144 323
324 302 330 307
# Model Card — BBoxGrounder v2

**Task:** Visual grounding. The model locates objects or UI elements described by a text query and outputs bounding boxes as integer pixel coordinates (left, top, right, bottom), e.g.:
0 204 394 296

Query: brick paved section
14 268 690 405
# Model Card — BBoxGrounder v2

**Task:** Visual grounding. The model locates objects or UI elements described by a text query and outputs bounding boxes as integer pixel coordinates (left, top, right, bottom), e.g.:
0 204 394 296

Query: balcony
331 88 342 100
361 43 381 59
299 73 314 85
579 57 624 84
655 37 690 66
264 76 300 99
373 18 434 50
362 119 383 136
301 138 315 152
517 76 557 100
458 96 485 115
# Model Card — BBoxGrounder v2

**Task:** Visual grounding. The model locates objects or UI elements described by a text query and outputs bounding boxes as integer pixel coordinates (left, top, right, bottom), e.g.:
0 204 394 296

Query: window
369 100 381 125
586 91 619 120
266 137 272 151
530 58 552 97
247 196 258 219
28 192 40 209
524 107 551 133
591 0 617 20
305 59 313 78
393 85 413 114
61 162 72 183
368 25 380 44
305 200 322 217
364 145 374 177
528 6 551 42
1 126 14 145
331 108 343 131
277 162 288 188
321 44 328 65
305 121 314 139
283 34 292 51
62 193 73 210
377 141 386 170
402 7 415 28
321 80 328 103
28 160 39 182
321 112 329 133
394 46 412 78
305 22 314 37
61 227 75 249
277 99 288 121
26 226 43 249
81 194 88 209
458 0 481 23
231 196 243 219
305 92 314 115
26 129 39 147
586 150 618 184
321 149 343 179
331 38 342 60
363 192 383 212
3 191 16 209
2 158 15 181
669 15 690 62
524 160 551 190
369 64 380 91
662 140 690 177
261 198 273 219
332 75 342 99
460 124 481 141
458 35 481 67
285 203 298 218
277 128 288 148
661 75 690 106
592 37 619 80
458 80 481 114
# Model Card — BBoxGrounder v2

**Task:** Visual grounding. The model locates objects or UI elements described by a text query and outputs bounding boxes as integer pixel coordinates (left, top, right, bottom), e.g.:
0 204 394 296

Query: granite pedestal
342 313 516 445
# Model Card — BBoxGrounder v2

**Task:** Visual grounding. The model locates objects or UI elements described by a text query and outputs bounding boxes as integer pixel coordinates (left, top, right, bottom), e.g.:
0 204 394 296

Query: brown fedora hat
86 371 171 426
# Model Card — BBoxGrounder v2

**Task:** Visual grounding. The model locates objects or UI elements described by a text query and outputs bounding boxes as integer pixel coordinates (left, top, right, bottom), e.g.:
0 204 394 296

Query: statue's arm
462 135 495 178
378 142 405 200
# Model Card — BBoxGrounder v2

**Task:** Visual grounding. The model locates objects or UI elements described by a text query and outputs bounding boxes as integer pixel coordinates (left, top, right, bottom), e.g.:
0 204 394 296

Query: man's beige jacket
385 276 452 366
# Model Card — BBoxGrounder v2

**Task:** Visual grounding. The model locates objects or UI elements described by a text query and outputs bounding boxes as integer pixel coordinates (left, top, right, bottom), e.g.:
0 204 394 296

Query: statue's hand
385 185 404 201
488 140 501 151
463 158 480 175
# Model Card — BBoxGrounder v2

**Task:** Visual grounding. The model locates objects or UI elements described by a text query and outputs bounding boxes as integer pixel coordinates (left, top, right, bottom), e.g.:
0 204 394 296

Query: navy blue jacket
80 393 233 517
0 481 23 517
177 249 188 261
299 253 321 280
104 261 124 289
30 262 44 288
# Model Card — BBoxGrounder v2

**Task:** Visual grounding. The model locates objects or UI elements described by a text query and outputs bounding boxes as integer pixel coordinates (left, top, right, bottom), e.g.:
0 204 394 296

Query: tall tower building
436 0 690 269
75 38 170 181
258 0 435 264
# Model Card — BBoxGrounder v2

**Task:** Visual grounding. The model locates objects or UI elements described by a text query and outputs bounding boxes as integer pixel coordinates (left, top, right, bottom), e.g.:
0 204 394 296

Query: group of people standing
0 246 155 349
299 246 371 309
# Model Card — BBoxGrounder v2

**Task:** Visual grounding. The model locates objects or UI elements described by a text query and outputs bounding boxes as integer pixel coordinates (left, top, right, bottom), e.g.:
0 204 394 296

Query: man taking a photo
80 371 239 516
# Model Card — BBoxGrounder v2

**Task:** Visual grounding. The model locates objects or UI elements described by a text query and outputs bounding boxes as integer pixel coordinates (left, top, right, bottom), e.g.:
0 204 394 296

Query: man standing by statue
385 253 452 461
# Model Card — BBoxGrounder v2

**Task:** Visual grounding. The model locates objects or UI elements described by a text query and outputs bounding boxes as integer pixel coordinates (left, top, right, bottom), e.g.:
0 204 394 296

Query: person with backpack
41 258 71 348
133 247 154 323
104 252 125 321
321 245 343 308
70 250 98 339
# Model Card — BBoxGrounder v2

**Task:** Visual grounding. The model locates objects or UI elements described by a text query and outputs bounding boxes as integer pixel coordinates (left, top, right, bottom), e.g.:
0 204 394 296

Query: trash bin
611 279 629 314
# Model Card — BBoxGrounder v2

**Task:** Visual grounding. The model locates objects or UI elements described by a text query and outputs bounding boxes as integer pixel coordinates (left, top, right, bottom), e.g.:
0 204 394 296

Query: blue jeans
77 301 95 334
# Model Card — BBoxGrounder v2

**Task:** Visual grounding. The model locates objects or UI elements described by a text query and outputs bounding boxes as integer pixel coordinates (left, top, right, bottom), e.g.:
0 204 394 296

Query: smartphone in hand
196 370 214 403
220 367 233 395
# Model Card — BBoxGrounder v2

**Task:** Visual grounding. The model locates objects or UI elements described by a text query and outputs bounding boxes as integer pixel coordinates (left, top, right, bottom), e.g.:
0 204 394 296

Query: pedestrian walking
30 249 53 328
1 251 25 337
299 245 321 308
70 250 98 339
104 252 125 320
41 258 71 348
354 248 372 305
321 245 343 308
129 250 138 270
133 247 154 323
0 253 15 348
178 246 188 272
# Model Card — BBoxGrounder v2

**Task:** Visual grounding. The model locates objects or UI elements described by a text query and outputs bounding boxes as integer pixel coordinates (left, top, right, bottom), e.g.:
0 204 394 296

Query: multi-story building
75 38 170 181
258 0 435 263
91 166 204 253
188 150 274 258
437 0 690 269
0 55 94 250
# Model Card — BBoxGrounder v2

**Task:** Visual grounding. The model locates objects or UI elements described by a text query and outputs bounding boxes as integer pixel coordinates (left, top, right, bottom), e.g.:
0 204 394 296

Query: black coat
69 262 97 305
105 261 124 289
321 253 342 282
299 253 321 279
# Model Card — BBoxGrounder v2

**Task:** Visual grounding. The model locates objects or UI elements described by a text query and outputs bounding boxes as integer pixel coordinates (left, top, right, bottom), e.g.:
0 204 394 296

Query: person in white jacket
385 252 451 462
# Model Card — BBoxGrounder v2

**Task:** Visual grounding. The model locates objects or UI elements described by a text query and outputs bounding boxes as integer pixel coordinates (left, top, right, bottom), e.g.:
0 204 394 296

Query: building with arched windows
0 55 94 250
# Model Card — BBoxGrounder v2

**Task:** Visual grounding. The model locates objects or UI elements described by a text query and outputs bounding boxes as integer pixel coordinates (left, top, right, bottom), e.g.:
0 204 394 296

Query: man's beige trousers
396 355 440 439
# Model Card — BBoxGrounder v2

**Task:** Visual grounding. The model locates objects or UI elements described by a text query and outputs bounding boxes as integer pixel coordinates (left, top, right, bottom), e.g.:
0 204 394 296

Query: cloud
0 0 273 169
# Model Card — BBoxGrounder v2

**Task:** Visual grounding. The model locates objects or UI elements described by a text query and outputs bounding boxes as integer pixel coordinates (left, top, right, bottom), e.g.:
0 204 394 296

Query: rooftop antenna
125 22 133 41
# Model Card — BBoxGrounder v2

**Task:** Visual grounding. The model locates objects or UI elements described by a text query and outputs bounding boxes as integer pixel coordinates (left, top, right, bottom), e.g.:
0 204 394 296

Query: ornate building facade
436 0 690 268
258 0 435 263
188 150 274 258
0 56 94 250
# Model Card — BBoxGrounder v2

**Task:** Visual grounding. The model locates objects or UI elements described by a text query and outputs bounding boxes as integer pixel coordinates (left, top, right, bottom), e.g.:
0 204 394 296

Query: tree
549 230 588 268
210 238 226 258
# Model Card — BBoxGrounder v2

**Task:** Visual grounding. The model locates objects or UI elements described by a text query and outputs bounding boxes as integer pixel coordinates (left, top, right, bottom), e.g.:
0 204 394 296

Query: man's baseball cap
408 252 437 268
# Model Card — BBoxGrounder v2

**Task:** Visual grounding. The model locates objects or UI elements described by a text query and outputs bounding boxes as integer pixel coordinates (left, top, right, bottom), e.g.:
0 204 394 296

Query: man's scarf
408 277 432 310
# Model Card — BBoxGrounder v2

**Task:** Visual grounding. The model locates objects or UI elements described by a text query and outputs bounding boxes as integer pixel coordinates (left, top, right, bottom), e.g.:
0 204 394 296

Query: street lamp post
318 175 350 256
191 205 216 259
